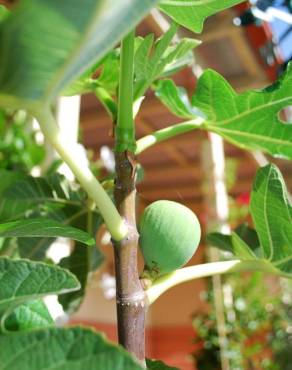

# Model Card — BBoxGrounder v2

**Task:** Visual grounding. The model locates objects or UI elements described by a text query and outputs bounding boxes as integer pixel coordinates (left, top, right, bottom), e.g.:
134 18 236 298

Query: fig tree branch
113 30 147 364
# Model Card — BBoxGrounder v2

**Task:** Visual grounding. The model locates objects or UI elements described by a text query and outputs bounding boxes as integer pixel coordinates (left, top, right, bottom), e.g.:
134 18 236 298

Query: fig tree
138 200 201 278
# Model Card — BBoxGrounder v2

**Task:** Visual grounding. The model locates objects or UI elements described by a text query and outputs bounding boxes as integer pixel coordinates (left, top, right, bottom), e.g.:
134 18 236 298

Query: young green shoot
115 30 136 152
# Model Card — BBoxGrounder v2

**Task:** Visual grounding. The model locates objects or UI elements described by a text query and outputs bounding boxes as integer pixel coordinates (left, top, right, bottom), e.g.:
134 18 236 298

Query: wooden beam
228 75 269 92
229 28 263 79
140 173 292 201
140 155 258 181
198 11 235 43
140 196 203 215
138 184 203 202
141 165 201 184
144 14 164 36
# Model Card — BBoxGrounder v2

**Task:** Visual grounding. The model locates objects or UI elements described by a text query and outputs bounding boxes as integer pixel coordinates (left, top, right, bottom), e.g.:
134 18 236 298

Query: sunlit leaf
63 50 119 97
155 79 205 119
159 0 244 33
134 23 200 100
156 65 292 159
198 67 292 159
0 5 9 22
0 218 95 246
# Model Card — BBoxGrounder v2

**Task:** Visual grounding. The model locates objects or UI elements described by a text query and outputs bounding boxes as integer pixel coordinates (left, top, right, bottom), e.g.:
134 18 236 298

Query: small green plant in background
193 273 292 370
0 109 45 171
0 1 291 369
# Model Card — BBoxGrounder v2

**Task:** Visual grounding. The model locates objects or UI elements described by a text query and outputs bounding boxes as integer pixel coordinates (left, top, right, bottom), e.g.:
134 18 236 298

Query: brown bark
113 151 146 362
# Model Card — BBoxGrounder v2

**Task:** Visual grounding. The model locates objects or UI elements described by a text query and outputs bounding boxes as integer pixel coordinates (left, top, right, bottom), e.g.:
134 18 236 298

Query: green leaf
0 5 9 23
159 0 244 33
97 51 120 95
0 172 84 222
159 40 199 78
0 172 104 313
63 50 119 97
62 78 93 97
62 59 105 96
208 165 292 278
0 172 102 260
0 169 26 194
0 218 95 246
0 326 144 370
17 237 56 261
134 23 200 100
146 359 180 370
157 65 292 159
250 164 292 275
58 210 104 314
4 299 53 332
231 232 258 260
207 224 261 259
0 258 79 318
65 29 198 114
0 0 159 111
155 79 205 119
92 51 120 118
0 171 104 308
234 224 260 251
197 66 292 159
134 24 176 100
207 232 233 253
58 243 90 313
58 241 104 313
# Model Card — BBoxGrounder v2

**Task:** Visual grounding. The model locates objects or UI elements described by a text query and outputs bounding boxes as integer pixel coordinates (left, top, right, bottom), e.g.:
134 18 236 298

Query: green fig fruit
139 200 201 278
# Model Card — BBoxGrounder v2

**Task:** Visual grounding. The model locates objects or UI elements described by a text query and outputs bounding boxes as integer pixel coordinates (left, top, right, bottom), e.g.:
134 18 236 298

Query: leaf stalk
35 109 127 241
135 117 204 154
145 259 277 304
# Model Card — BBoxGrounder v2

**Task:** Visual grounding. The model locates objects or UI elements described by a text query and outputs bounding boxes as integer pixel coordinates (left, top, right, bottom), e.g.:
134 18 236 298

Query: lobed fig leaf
208 164 292 278
139 200 201 278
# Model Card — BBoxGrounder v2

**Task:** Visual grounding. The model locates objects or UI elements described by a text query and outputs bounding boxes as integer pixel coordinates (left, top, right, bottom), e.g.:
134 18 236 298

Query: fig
139 200 201 278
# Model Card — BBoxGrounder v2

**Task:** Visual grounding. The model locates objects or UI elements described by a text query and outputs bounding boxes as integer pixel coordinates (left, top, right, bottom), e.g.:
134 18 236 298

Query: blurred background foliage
0 109 45 172
192 272 292 370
